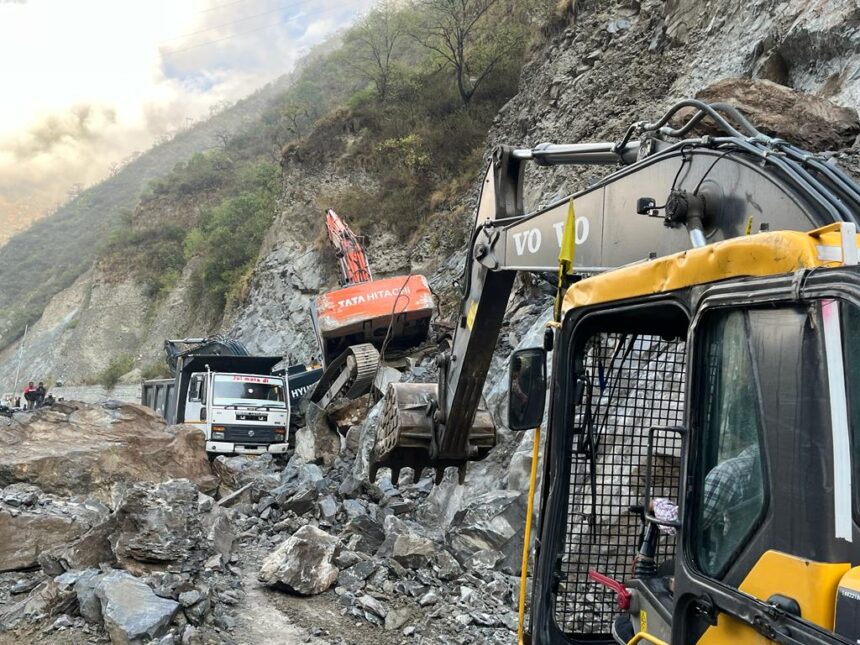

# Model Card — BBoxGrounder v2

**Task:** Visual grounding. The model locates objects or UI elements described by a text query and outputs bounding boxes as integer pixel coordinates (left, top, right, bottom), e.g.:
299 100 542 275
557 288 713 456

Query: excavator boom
372 99 860 479
325 208 372 286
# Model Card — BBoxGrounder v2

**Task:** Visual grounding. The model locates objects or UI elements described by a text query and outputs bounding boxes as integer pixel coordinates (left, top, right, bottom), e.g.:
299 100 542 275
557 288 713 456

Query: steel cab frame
528 230 860 644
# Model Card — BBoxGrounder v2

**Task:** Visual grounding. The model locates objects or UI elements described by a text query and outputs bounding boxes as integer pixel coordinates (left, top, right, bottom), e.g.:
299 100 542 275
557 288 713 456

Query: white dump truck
142 337 294 456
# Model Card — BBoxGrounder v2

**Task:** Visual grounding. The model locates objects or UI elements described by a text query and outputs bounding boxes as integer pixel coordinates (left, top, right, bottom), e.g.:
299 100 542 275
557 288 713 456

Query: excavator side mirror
507 347 547 431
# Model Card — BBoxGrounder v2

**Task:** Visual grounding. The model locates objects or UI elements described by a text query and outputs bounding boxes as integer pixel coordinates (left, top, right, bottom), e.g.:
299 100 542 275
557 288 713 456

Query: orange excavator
307 209 434 408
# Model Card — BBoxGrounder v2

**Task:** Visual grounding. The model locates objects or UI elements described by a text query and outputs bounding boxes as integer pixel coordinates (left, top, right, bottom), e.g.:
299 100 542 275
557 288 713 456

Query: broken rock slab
96 570 180 644
447 489 527 574
38 512 118 574
294 403 342 467
694 77 860 151
0 577 77 628
258 524 339 595
377 515 440 569
0 401 216 501
352 400 384 482
328 395 374 430
211 454 280 495
0 489 108 572
111 479 206 573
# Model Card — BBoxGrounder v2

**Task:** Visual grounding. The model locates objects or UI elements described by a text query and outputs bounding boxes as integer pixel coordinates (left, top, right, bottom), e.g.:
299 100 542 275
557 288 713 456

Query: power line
199 0 260 14
162 20 283 54
160 0 315 43
161 4 353 56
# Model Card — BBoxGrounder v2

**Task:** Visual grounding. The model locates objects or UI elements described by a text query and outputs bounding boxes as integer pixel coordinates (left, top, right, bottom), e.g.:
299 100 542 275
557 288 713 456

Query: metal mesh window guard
554 333 685 636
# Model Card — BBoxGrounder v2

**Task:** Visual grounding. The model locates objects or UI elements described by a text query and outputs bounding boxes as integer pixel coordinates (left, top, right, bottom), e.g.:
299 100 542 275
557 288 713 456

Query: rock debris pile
0 317 549 645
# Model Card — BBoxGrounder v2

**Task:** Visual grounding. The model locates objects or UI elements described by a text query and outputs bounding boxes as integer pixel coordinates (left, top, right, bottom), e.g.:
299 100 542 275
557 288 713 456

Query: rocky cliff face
490 0 860 205
0 254 212 392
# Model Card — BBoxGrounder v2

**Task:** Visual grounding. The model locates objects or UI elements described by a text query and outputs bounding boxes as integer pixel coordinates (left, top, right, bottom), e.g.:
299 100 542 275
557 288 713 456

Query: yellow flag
554 198 576 321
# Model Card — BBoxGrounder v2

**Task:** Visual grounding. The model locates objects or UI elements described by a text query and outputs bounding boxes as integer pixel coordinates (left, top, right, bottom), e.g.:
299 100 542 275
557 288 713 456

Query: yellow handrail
627 631 669 645
517 425 542 644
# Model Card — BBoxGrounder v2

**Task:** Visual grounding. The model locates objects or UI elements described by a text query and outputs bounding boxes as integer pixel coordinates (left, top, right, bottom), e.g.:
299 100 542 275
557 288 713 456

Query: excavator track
309 343 380 409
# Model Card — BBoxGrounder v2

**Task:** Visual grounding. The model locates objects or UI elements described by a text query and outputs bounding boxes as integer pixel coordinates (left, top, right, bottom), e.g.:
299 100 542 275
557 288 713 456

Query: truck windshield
212 375 285 408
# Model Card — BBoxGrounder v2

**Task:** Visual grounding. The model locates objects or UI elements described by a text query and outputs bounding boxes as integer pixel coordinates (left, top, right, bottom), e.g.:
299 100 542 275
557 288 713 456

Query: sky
0 0 375 242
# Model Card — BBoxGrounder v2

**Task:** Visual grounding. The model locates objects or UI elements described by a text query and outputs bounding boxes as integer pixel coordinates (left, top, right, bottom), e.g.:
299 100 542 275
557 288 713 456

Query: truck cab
186 371 289 456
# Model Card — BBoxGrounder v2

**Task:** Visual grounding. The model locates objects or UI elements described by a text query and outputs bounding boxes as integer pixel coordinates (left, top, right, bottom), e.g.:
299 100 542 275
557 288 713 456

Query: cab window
692 309 767 577
188 376 205 402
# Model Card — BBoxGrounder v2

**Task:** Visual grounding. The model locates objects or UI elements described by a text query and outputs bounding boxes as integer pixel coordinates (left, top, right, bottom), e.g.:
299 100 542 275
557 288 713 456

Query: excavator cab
528 226 860 644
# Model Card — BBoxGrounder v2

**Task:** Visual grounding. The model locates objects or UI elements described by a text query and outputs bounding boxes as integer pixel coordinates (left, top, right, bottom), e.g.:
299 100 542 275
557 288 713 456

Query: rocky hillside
0 73 299 352
1 1 860 644
3 0 860 399
230 0 860 372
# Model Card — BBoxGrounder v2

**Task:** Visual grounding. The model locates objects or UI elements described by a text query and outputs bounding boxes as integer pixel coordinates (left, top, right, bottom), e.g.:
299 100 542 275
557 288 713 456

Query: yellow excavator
369 100 860 643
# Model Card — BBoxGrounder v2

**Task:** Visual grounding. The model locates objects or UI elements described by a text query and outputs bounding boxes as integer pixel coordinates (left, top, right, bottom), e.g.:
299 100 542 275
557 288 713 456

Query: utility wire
161 4 349 56
162 21 283 54
200 0 261 13
160 0 315 43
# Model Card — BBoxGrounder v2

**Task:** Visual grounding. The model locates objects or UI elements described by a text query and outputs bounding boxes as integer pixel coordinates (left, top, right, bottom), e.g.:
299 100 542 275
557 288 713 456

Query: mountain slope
0 74 294 350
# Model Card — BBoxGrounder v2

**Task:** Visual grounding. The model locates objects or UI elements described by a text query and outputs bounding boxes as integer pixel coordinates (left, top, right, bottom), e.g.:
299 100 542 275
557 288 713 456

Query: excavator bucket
370 382 496 484
312 275 435 366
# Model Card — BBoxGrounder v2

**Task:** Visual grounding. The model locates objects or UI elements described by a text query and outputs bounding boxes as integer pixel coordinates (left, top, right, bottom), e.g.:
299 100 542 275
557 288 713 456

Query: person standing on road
23 382 35 410
35 382 46 408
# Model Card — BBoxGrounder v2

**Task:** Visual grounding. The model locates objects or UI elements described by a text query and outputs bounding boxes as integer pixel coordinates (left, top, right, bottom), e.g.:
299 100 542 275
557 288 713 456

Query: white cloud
0 0 375 242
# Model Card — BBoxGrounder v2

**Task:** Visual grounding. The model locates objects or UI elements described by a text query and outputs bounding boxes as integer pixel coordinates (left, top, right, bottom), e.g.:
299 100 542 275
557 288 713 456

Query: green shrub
183 161 279 311
140 361 170 380
103 224 187 298
95 354 134 390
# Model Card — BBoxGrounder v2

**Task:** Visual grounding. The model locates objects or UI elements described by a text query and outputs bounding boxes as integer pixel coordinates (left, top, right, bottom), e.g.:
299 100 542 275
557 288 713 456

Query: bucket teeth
369 382 496 485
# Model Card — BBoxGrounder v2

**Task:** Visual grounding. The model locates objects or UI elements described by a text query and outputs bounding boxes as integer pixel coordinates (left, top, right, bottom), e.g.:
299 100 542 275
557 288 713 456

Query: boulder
258 525 339 595
340 514 385 554
337 559 376 591
73 569 103 623
294 403 342 467
1 482 41 506
111 479 206 572
211 454 279 494
0 402 215 501
95 570 180 644
377 515 440 569
447 490 527 573
203 506 235 560
55 568 104 623
329 395 374 430
693 78 860 151
38 513 118 573
0 577 77 628
278 484 318 515
0 492 107 572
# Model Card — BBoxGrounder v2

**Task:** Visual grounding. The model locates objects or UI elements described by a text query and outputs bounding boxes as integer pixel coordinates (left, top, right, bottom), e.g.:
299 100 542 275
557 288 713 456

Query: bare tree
281 100 311 138
345 1 405 101
66 183 84 200
413 0 515 105
213 128 231 150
